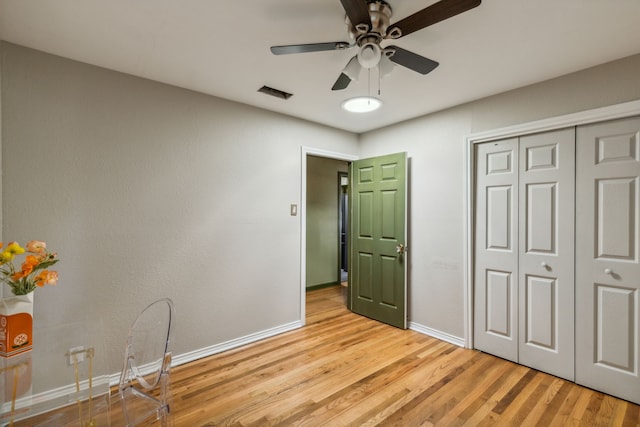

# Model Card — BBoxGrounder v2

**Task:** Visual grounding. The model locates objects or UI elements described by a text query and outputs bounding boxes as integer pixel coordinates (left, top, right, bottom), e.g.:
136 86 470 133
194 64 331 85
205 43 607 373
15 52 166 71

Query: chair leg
158 404 173 427
119 392 133 427
154 368 173 426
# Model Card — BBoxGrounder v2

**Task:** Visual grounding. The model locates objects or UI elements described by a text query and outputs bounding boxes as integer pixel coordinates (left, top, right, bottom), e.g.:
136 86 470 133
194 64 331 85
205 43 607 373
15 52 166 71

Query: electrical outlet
68 346 85 365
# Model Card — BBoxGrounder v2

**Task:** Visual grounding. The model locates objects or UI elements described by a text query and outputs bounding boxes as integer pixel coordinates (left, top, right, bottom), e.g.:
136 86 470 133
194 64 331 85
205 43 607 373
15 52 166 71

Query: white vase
0 292 34 357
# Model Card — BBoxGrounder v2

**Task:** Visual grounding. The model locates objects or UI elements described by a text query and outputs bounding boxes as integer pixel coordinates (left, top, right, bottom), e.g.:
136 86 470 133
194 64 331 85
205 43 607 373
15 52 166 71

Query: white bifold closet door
474 128 575 381
518 129 575 380
575 116 640 405
474 137 519 362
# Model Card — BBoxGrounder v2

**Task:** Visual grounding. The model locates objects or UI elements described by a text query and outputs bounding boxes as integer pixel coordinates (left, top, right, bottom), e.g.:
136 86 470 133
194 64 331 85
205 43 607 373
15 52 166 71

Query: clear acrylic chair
114 298 175 426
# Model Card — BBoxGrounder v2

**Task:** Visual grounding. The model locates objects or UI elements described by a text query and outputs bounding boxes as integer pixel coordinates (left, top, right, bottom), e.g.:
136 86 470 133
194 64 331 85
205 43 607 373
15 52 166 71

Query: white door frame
300 147 358 324
463 99 640 348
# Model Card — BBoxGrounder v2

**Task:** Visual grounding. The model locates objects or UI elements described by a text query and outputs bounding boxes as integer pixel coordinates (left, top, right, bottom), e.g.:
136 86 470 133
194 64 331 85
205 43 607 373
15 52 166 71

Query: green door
349 152 407 329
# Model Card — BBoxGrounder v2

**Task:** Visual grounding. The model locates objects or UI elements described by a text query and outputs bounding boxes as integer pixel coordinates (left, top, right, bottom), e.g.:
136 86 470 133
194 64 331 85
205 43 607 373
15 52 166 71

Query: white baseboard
8 319 461 417
171 320 304 367
2 320 304 418
409 322 466 348
1 379 110 419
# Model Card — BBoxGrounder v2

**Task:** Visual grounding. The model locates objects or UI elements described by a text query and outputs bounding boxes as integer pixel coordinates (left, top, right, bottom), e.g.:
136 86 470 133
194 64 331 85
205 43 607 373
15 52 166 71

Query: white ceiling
1 0 640 133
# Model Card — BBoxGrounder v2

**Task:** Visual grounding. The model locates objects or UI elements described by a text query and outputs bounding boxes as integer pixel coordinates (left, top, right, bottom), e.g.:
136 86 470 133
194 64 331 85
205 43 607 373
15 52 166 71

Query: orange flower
24 255 40 267
10 255 40 280
35 270 58 287
26 240 47 254
0 239 60 295
11 268 31 281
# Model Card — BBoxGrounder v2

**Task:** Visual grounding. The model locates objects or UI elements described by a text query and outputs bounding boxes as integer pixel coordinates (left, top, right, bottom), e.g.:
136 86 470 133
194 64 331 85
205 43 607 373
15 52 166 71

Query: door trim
301 147 358 324
464 99 640 349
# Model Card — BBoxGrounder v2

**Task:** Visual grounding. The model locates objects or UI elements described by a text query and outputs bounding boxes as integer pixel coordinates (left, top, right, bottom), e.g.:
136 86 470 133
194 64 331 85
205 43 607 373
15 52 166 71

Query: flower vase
0 292 34 357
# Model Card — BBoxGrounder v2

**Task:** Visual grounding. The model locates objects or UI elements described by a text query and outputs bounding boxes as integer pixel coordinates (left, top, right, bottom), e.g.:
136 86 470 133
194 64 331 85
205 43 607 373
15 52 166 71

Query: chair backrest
121 298 175 390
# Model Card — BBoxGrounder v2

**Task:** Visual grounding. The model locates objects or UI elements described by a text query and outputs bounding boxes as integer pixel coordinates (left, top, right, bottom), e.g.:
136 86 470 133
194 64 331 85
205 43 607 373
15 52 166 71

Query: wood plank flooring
10 285 639 426
168 286 640 426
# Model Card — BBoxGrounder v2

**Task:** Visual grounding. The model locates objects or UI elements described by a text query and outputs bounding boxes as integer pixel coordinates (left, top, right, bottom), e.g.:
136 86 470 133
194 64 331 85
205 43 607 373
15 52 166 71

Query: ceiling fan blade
387 0 481 38
387 46 439 75
339 0 371 32
332 73 352 91
271 41 351 55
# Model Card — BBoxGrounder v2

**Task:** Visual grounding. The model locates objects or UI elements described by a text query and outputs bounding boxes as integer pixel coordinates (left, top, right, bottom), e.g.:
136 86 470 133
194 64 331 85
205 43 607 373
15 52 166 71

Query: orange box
0 297 33 357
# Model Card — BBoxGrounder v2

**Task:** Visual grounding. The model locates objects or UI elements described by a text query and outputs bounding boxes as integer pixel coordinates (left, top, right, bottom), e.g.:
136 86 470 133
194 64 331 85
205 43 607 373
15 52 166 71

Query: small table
1 322 111 426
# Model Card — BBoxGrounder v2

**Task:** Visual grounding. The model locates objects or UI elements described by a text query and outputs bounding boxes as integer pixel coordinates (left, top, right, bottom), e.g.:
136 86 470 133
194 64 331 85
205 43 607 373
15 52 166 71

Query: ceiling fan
270 0 481 90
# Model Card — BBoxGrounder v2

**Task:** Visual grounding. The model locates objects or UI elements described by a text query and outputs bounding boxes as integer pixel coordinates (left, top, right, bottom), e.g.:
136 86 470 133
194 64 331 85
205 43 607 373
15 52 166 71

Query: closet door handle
604 268 613 275
541 261 549 270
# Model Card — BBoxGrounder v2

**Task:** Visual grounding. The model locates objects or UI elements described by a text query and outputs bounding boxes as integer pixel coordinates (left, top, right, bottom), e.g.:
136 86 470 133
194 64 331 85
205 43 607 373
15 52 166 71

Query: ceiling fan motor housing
348 1 394 69
368 0 392 36
348 0 393 38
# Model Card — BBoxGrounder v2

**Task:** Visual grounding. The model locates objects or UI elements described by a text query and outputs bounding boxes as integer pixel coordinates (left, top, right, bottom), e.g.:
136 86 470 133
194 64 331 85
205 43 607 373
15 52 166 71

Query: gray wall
2 39 640 381
0 42 358 374
306 155 348 288
359 53 640 340
0 41 3 242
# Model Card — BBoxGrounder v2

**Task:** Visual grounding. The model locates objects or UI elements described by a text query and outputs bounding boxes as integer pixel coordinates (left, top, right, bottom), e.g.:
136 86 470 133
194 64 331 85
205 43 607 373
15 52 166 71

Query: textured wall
306 155 348 288
0 42 358 376
360 53 640 340
3 39 640 383
0 43 3 244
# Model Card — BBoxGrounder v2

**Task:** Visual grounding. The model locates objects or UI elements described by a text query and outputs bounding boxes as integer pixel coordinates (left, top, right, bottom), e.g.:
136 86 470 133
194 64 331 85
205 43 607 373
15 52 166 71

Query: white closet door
474 138 519 362
518 129 575 381
576 116 640 405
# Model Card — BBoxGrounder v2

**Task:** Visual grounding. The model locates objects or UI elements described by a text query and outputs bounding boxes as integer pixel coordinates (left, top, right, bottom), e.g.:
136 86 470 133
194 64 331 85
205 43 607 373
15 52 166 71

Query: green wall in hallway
306 155 348 288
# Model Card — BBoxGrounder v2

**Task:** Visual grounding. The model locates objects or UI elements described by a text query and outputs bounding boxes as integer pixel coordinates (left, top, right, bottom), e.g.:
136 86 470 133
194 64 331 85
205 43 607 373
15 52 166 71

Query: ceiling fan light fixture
357 42 381 69
341 96 382 113
378 54 396 78
343 56 362 81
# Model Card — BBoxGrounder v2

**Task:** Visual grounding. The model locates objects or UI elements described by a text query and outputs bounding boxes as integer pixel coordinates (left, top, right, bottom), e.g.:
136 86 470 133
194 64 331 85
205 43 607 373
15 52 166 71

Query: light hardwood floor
167 285 640 426
13 285 639 426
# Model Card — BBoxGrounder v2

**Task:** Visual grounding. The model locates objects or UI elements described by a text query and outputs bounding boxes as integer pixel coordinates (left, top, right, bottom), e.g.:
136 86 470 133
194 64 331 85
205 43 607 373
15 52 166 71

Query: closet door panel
576 116 640 405
597 178 636 258
474 139 519 361
525 275 556 348
518 128 575 381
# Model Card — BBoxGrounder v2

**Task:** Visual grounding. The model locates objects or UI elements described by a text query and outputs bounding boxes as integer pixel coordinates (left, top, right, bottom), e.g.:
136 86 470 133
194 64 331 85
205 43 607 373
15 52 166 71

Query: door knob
604 268 613 275
541 261 549 270
396 244 405 254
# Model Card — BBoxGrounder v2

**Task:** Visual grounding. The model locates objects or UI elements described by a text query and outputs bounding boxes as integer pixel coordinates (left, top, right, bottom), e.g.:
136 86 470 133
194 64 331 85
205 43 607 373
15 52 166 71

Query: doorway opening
338 172 349 287
302 149 409 329
300 147 358 325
